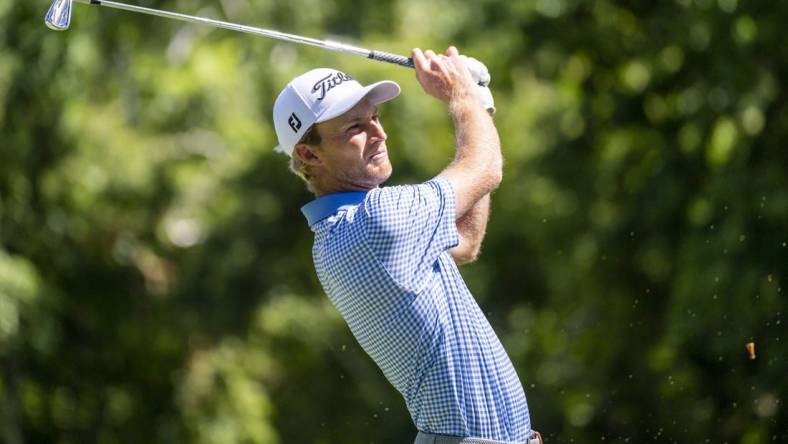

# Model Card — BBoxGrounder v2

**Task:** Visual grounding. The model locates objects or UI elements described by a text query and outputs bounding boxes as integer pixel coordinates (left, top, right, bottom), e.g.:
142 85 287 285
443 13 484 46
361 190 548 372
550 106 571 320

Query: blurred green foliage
1 0 786 442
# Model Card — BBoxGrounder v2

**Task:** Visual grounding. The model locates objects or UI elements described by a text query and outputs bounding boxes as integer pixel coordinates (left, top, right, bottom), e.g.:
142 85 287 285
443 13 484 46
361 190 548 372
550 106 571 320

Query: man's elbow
459 250 481 265
490 167 503 190
451 244 482 265
476 167 502 196
487 154 503 190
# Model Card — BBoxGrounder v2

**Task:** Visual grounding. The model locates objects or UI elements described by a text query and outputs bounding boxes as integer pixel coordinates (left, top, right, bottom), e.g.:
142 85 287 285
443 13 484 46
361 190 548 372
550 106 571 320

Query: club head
45 0 73 31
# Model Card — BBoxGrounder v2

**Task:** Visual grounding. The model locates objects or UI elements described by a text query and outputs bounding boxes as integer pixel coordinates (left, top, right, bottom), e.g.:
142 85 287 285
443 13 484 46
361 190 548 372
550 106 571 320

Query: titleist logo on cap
312 72 353 100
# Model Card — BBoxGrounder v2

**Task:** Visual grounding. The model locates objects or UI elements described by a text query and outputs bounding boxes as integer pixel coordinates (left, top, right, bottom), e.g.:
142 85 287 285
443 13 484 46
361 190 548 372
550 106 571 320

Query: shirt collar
301 191 368 226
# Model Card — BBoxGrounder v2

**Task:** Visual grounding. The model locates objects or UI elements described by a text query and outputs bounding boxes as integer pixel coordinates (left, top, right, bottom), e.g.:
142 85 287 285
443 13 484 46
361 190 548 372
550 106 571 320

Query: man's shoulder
367 178 450 194
363 178 452 211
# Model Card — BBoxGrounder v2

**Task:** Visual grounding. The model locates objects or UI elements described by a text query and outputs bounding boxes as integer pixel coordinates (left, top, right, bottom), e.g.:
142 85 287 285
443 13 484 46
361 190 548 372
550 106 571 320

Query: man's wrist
448 92 484 117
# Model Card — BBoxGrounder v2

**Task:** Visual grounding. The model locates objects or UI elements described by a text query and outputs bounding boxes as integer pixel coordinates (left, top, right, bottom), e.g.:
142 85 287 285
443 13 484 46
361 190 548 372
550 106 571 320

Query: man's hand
411 47 494 113
411 46 479 106
461 55 495 114
460 55 490 86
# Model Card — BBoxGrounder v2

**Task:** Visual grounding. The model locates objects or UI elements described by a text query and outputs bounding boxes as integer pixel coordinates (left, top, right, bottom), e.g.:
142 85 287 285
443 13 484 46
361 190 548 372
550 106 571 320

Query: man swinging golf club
46 1 535 438
273 47 541 444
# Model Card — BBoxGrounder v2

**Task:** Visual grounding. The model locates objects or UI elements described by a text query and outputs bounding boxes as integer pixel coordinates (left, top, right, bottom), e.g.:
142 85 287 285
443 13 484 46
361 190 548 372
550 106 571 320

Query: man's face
304 98 392 192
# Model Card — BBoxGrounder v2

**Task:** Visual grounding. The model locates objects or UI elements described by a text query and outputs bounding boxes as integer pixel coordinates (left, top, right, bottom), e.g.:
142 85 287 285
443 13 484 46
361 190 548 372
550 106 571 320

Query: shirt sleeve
360 177 459 291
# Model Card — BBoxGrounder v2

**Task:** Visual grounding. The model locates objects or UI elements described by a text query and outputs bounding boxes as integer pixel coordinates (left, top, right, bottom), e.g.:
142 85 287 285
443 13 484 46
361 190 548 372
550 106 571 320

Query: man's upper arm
438 166 499 219
360 179 459 287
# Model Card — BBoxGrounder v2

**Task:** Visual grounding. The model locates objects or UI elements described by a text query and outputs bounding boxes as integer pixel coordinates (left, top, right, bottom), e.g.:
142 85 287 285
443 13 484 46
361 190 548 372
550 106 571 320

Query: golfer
273 47 540 444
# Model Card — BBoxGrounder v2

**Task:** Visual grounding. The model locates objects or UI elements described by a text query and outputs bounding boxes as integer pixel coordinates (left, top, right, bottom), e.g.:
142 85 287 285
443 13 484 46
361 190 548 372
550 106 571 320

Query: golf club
44 0 415 68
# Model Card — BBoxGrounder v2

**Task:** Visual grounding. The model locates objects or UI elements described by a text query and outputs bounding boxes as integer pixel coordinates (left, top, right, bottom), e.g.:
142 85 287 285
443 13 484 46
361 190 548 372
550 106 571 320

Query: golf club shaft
73 0 415 68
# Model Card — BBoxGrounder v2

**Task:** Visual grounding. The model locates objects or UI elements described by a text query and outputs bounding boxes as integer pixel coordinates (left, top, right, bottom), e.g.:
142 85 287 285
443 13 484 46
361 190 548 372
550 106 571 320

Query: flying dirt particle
745 341 756 360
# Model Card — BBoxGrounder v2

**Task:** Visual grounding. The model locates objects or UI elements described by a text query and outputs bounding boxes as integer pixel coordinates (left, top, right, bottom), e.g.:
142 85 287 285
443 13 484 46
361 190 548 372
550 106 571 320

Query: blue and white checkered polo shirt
302 177 531 441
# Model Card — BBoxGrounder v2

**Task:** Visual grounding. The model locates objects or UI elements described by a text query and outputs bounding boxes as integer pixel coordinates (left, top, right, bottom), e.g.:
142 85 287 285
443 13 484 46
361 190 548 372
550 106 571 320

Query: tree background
1 0 785 442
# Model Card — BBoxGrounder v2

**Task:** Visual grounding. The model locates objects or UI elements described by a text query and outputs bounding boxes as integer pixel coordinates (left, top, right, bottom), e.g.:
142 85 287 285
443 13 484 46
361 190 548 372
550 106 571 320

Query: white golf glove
461 55 495 114
476 85 495 114
461 55 491 86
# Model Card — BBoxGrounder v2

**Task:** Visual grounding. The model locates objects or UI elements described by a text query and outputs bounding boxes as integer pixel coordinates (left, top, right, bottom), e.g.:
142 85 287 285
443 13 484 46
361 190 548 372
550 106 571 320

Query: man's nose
369 119 386 141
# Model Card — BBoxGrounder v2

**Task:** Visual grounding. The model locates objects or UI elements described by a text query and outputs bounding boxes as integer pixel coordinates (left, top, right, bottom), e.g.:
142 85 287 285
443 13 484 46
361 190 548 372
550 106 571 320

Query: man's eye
347 125 360 133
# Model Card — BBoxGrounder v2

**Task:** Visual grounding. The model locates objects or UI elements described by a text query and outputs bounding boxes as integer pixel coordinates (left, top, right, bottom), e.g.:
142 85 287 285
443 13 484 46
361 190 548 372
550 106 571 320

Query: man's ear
293 143 322 166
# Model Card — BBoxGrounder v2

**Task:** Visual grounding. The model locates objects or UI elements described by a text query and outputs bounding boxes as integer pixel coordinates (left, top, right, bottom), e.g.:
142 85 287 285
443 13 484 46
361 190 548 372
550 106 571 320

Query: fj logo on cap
312 72 353 100
288 112 302 133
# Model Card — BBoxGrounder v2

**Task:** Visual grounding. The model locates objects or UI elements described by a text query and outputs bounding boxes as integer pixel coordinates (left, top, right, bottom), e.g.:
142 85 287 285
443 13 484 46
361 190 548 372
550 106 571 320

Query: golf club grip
368 50 415 69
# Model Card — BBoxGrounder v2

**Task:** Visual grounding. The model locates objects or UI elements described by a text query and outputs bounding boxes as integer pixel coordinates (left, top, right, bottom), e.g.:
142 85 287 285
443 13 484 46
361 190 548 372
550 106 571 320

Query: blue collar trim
301 191 368 226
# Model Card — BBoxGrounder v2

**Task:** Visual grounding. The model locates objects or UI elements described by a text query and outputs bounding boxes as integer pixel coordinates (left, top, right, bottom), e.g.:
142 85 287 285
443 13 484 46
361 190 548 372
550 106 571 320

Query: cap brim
316 80 400 123
273 144 291 155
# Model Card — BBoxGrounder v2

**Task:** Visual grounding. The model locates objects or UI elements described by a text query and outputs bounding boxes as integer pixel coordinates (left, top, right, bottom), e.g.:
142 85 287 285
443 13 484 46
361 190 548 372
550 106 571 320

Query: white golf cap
273 68 400 156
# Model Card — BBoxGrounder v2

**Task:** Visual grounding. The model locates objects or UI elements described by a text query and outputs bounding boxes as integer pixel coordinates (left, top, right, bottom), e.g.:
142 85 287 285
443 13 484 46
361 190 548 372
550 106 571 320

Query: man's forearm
438 77 501 218
410 46 501 217
445 98 502 206
450 194 491 264
458 193 490 247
